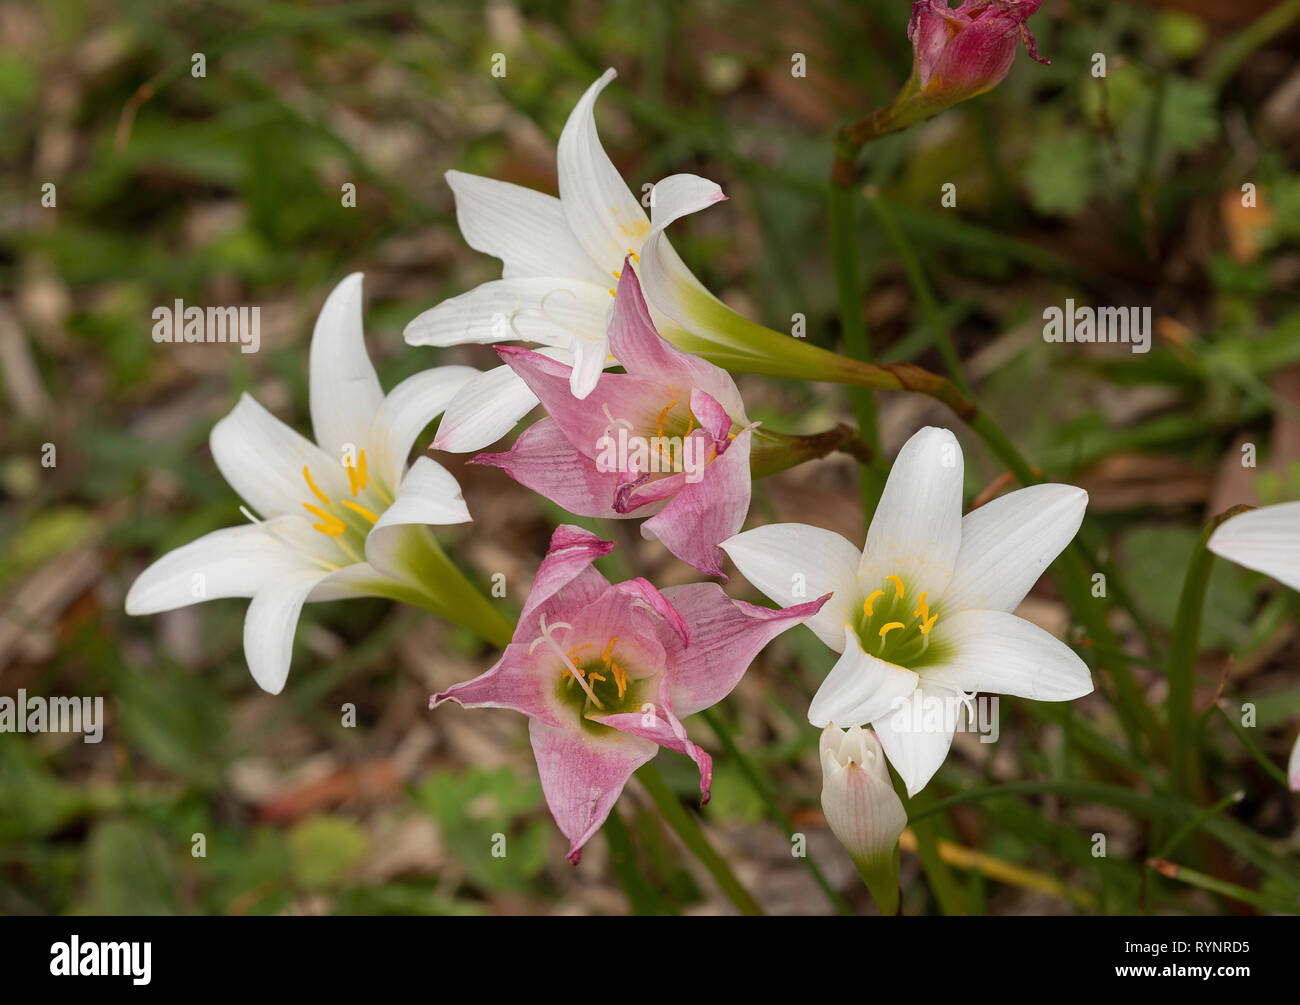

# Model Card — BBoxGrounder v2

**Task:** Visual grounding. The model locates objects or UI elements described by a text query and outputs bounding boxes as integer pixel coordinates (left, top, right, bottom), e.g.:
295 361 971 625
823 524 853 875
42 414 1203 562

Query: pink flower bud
908 0 1049 105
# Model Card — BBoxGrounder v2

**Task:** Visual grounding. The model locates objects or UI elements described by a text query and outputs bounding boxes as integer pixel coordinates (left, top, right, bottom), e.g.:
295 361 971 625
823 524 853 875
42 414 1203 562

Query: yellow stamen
345 448 369 496
886 575 905 600
627 249 640 263
611 662 628 698
920 614 938 636
607 288 616 297
878 621 905 640
611 269 621 280
588 671 606 684
863 589 885 617
340 499 379 524
303 466 331 506
655 400 678 439
914 592 930 623
601 637 619 665
303 502 346 536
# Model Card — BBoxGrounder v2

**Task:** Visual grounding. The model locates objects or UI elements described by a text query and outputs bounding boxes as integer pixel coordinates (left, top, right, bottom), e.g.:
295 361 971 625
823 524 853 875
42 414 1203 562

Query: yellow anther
913 592 930 622
863 589 885 617
627 249 640 263
303 502 346 536
567 644 591 663
607 288 616 297
601 637 619 665
611 269 621 280
886 575 905 600
588 672 606 684
920 614 938 636
345 449 369 496
611 662 628 698
302 466 331 506
340 499 380 524
878 621 905 640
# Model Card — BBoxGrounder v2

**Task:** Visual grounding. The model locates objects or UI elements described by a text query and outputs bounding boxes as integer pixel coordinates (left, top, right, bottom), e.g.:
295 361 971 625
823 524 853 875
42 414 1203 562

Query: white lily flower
1207 500 1300 790
820 724 907 914
403 68 730 453
126 273 509 694
722 426 1094 795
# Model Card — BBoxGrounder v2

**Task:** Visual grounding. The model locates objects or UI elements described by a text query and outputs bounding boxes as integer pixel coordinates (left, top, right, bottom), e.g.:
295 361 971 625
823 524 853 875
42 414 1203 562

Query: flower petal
647 173 727 232
210 392 350 519
640 426 754 578
516 524 615 640
808 625 919 728
308 273 384 461
432 364 540 453
368 365 479 487
720 523 862 652
243 568 328 695
403 277 611 349
920 608 1093 701
593 678 712 803
529 717 657 863
124 518 322 615
940 483 1088 614
444 169 609 285
431 643 562 726
871 682 960 796
860 426 964 600
658 582 829 717
1289 732 1300 793
556 68 651 275
472 417 628 519
371 456 471 532
1207 501 1300 592
607 266 747 422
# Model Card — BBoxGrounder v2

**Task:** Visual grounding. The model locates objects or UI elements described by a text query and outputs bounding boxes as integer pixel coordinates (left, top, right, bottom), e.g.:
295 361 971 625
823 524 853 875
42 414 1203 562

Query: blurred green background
2 0 1299 915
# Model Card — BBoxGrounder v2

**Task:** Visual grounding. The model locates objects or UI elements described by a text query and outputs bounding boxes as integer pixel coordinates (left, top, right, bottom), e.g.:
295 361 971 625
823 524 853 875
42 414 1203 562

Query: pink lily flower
908 0 1048 106
430 525 827 863
472 266 754 578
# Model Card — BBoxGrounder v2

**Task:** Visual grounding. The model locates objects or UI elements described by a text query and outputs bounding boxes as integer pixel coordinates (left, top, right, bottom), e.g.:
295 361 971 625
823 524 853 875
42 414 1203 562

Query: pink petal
640 426 755 578
529 718 657 864
659 582 831 717
429 642 562 727
516 523 615 637
473 417 630 520
607 266 748 423
593 678 712 803
689 387 734 443
614 577 690 645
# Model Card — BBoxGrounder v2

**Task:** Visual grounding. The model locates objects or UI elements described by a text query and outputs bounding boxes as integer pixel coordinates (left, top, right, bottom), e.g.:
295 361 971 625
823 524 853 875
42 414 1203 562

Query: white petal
307 562 396 603
372 456 471 533
1289 733 1300 793
721 523 862 651
569 331 610 399
124 518 320 615
648 173 727 232
1207 501 1300 592
872 683 959 796
403 277 610 349
861 426 964 600
922 608 1093 700
809 626 919 728
445 170 608 285
940 483 1088 614
368 365 479 487
432 364 541 453
556 68 651 274
243 569 327 694
210 393 349 518
308 273 384 460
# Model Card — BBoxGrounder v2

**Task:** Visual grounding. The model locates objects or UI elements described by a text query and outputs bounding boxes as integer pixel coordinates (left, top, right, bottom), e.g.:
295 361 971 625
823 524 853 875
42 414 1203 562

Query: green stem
1214 700 1292 789
603 807 677 915
635 762 764 916
699 708 852 915
828 178 883 513
1209 0 1300 88
1168 506 1253 799
867 193 971 396
1157 790 1244 861
1147 858 1299 914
